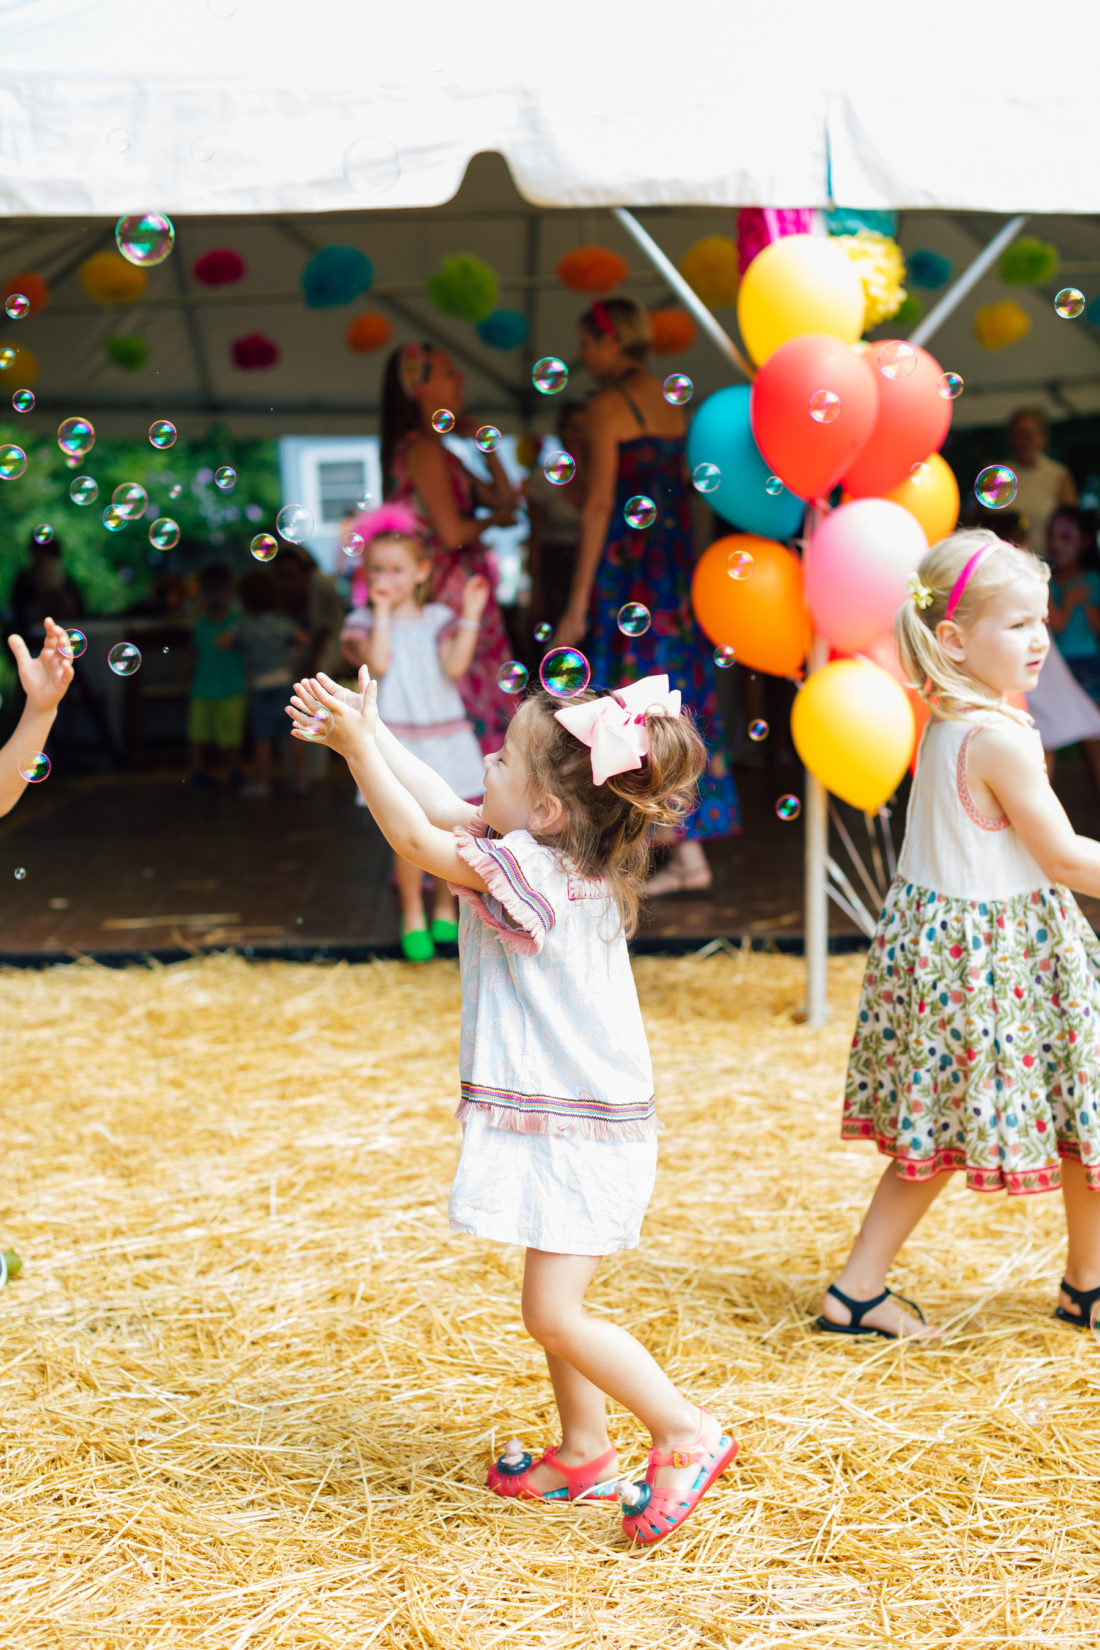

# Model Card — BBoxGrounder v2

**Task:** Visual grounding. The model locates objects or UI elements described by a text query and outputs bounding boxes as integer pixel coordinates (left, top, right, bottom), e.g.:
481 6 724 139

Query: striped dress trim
479 841 556 933
457 1081 657 1141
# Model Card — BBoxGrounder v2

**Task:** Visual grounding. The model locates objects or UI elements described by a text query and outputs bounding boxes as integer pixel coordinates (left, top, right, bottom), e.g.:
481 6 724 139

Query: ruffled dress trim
450 812 549 956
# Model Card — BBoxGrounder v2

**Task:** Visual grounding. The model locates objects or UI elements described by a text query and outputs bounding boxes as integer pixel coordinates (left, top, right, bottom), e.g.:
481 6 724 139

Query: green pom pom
105 334 150 371
893 293 923 327
998 235 1060 288
425 254 499 322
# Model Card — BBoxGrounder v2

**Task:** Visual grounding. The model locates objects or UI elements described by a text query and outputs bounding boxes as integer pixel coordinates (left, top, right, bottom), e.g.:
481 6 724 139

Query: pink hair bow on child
554 675 682 786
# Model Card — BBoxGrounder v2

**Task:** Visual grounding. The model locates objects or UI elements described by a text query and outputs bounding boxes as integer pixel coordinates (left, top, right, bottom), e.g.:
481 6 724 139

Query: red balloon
750 334 878 502
842 341 952 498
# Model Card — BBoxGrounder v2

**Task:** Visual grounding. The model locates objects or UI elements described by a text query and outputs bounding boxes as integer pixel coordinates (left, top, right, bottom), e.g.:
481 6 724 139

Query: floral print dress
845 710 1100 1195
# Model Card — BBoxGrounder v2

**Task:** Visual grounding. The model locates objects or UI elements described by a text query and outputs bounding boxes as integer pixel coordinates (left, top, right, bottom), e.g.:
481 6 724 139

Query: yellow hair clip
906 572 934 611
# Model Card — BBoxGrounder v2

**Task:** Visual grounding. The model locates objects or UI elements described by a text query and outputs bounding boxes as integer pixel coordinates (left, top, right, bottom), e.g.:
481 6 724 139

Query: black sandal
1054 1278 1100 1330
814 1283 925 1341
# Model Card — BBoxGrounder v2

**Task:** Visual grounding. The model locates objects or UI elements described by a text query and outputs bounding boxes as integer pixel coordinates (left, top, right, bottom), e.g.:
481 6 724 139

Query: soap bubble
112 482 148 519
0 445 27 480
975 465 1018 509
0 346 15 369
18 751 50 783
4 293 29 320
475 425 502 453
497 660 529 694
909 461 932 485
250 533 278 562
693 462 721 494
149 517 180 550
355 490 373 511
60 628 87 660
877 341 917 381
937 371 964 401
57 416 95 459
765 475 784 496
107 642 142 677
116 212 175 267
13 867 25 881
617 602 651 637
342 135 401 198
207 0 237 17
341 530 364 557
167 482 183 500
214 465 236 490
624 495 657 529
713 645 736 669
101 505 127 531
149 419 177 448
1055 287 1085 319
70 475 98 505
662 373 693 405
726 549 754 580
32 523 52 545
431 409 455 434
532 357 568 396
809 390 841 424
298 705 333 742
12 390 34 412
748 719 769 741
539 647 590 697
776 794 801 821
533 622 552 642
543 451 576 486
276 504 313 542
106 127 132 154
189 136 215 164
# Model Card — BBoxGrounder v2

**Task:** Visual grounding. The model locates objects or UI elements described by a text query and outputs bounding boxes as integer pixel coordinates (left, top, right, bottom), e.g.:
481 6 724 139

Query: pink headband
944 542 1002 622
588 301 616 338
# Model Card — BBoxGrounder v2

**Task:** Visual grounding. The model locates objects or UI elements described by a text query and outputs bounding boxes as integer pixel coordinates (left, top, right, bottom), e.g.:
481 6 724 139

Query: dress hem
449 1217 641 1256
840 1117 1098 1195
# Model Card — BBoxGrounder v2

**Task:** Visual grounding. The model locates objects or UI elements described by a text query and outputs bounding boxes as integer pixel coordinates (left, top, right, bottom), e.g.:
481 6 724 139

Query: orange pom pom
556 246 629 294
2 272 48 315
345 312 393 354
649 308 697 355
79 252 147 305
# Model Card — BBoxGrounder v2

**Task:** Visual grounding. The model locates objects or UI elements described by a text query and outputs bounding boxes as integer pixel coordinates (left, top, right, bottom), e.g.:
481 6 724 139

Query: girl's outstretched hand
287 667 378 754
8 617 75 712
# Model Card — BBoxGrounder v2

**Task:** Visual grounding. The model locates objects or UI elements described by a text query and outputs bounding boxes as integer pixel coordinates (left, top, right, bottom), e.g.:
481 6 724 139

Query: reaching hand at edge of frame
8 616 75 713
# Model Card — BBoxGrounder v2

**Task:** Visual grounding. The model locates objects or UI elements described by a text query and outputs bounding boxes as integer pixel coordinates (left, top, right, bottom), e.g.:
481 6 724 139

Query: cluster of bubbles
497 660 528 694
543 451 576 486
877 341 917 381
540 647 590 697
662 373 693 406
475 425 501 453
776 795 801 821
431 409 455 434
1055 288 1085 319
115 212 175 268
616 602 651 637
726 549 754 580
975 465 1018 509
108 642 142 677
809 389 840 424
0 444 28 480
4 293 29 320
532 357 568 396
149 420 177 449
12 389 34 412
624 495 657 530
18 751 50 783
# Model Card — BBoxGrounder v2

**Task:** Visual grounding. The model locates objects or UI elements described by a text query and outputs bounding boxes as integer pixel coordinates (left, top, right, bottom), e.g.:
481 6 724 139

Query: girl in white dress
286 665 738 1546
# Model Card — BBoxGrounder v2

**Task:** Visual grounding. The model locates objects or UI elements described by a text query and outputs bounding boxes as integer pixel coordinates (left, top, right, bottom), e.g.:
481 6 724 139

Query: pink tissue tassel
736 209 817 275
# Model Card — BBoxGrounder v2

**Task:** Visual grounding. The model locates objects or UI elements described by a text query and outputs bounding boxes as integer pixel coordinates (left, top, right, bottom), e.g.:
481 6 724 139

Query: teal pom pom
907 250 952 290
302 246 373 309
825 207 898 239
998 235 1060 288
425 254 499 323
105 334 150 370
476 309 528 350
1087 297 1100 327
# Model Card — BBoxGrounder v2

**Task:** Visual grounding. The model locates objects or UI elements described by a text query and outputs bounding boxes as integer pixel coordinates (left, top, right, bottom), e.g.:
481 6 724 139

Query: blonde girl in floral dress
820 529 1100 1341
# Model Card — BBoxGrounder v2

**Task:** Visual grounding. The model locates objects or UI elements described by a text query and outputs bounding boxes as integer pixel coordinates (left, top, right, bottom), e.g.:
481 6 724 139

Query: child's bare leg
431 875 456 926
1059 1156 1100 1320
822 1163 951 1337
520 1250 715 1501
395 854 427 931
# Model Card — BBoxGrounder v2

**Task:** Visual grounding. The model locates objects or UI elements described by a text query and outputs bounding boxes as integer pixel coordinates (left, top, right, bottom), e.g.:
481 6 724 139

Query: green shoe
429 916 459 944
401 926 435 962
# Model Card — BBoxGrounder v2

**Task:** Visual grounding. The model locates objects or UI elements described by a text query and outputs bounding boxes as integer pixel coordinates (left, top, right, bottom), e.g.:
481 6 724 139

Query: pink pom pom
736 208 815 275
356 501 426 545
193 248 246 286
231 331 280 370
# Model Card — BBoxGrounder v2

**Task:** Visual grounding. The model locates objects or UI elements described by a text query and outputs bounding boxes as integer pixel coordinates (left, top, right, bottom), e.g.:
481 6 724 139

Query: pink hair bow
554 674 682 786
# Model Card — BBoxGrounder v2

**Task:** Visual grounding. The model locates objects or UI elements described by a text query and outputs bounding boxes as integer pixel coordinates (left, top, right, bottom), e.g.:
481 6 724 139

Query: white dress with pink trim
446 817 658 1255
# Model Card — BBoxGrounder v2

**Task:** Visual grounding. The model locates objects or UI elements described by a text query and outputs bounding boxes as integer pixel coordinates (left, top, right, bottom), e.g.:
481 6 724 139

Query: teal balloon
686 386 804 540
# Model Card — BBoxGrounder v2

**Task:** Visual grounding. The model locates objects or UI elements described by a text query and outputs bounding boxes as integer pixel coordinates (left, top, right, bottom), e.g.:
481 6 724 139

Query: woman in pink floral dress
379 343 518 751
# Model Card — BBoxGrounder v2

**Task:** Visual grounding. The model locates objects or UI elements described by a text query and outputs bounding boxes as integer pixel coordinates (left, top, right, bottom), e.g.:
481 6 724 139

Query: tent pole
907 214 1028 350
611 208 753 379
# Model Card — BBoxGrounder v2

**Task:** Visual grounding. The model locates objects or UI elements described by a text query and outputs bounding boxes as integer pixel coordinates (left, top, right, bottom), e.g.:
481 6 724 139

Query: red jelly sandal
619 1407 738 1546
487 1438 620 1503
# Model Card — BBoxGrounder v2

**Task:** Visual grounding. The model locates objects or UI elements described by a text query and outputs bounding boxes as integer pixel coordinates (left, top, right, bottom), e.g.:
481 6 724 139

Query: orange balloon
691 533 810 677
881 452 959 547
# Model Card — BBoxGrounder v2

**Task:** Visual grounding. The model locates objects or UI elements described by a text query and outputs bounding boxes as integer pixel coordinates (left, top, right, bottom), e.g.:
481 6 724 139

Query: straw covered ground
2 950 1098 1649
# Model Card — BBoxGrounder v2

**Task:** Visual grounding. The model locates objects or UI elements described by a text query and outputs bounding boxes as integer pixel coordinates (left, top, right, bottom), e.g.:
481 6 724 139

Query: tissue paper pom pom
425 254 499 322
476 309 528 350
514 434 540 468
105 334 150 371
345 312 393 353
1 343 38 384
832 230 907 331
193 248 246 286
232 331 281 370
824 207 898 240
80 251 147 304
975 300 1031 350
907 250 952 290
893 293 923 328
2 272 48 315
678 236 740 307
649 308 697 354
555 246 628 294
736 209 814 275
1087 297 1100 326
302 246 374 309
998 235 1059 287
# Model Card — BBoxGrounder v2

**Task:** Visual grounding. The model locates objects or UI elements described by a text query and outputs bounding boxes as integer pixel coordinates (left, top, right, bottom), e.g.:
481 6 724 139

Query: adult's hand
553 605 587 649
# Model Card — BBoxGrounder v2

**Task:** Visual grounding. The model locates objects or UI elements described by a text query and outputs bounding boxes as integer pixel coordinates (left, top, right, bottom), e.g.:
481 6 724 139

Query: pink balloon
805 499 928 654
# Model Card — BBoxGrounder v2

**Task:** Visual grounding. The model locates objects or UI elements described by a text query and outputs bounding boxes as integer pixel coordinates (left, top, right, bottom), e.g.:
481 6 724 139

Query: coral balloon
880 452 959 546
791 659 914 812
751 334 878 502
691 534 810 677
737 234 866 366
805 499 927 654
841 342 952 497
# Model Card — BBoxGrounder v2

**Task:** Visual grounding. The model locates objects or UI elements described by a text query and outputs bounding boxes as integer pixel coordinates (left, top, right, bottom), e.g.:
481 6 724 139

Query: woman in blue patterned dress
555 298 738 893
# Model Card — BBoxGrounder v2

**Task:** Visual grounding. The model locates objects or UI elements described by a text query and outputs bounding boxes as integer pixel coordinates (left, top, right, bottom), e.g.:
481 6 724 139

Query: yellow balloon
737 234 866 366
881 452 960 547
791 658 914 812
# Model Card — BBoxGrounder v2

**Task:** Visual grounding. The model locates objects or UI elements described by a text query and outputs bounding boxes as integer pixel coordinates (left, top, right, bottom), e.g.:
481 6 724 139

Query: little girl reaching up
2 617 74 818
341 505 489 961
287 665 738 1545
823 529 1100 1342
